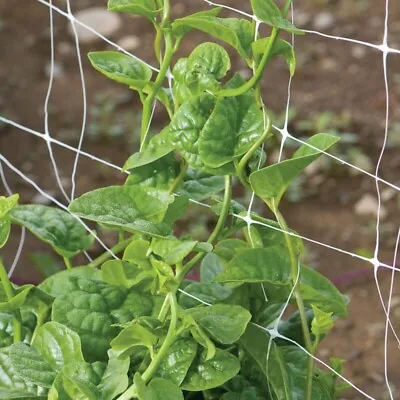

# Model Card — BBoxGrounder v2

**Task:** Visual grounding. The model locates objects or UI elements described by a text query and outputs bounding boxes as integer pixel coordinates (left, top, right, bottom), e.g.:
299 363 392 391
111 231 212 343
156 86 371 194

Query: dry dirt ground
1 0 400 398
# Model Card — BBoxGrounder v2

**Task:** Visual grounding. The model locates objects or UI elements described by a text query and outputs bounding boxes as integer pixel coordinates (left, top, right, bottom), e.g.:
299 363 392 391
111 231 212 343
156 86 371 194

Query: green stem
86 238 132 269
168 160 188 195
217 27 279 98
0 259 21 343
177 175 232 280
140 0 173 150
217 0 292 99
274 209 314 400
118 294 178 400
63 257 72 270
236 110 272 189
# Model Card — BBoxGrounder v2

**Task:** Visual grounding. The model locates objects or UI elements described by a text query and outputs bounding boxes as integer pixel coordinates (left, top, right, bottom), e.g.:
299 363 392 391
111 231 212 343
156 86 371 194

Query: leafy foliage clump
0 0 349 399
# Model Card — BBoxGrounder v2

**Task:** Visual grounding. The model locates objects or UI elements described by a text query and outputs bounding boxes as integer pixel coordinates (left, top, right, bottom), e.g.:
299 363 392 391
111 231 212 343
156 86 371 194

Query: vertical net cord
66 0 87 202
43 0 71 203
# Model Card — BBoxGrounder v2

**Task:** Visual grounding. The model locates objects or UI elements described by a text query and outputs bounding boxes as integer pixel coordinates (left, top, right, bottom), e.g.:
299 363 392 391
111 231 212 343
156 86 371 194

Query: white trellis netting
0 0 400 398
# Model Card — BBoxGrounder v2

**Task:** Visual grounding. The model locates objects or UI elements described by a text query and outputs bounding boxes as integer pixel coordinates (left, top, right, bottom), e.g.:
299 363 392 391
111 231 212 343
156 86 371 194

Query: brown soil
1 0 400 398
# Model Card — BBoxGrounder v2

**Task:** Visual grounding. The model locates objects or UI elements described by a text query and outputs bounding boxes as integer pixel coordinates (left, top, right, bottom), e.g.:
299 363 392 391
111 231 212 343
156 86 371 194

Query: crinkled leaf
125 153 180 191
252 37 296 75
0 217 11 248
69 186 173 238
216 247 292 285
250 0 302 34
179 168 225 201
156 338 198 386
250 134 340 207
186 304 251 344
51 277 154 361
88 51 152 88
107 0 159 20
172 17 253 59
38 266 102 297
0 346 46 398
10 205 94 258
123 129 174 171
9 343 56 388
152 239 197 265
181 348 240 391
32 322 84 370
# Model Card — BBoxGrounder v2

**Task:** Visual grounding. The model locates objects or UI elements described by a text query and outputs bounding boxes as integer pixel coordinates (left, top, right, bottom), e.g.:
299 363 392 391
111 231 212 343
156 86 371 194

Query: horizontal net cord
0 116 127 174
0 154 118 261
2 113 399 274
37 0 160 73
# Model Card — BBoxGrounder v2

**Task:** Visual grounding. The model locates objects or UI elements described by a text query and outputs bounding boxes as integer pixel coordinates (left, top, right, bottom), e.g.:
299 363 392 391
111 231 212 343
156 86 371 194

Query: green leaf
186 43 230 81
0 284 33 313
252 37 296 75
51 277 154 361
250 0 302 34
69 186 173 238
110 324 157 358
101 260 154 289
88 51 152 88
97 352 129 400
162 195 189 226
186 304 251 344
179 282 234 309
107 0 159 20
32 322 84 370
0 346 46 398
250 134 340 207
9 343 56 388
213 239 249 264
152 239 197 265
240 324 291 399
172 17 253 59
181 348 240 391
200 252 225 282
137 376 184 400
50 362 101 400
123 239 152 269
38 266 102 297
171 7 222 36
275 309 313 347
0 313 32 348
123 130 174 171
125 154 180 191
311 305 333 341
0 217 11 248
216 247 292 285
179 168 225 201
156 338 198 386
0 194 19 218
10 205 95 258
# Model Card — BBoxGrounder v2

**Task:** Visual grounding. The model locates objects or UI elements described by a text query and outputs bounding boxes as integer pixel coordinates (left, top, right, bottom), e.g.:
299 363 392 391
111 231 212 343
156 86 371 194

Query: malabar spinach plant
0 0 349 399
